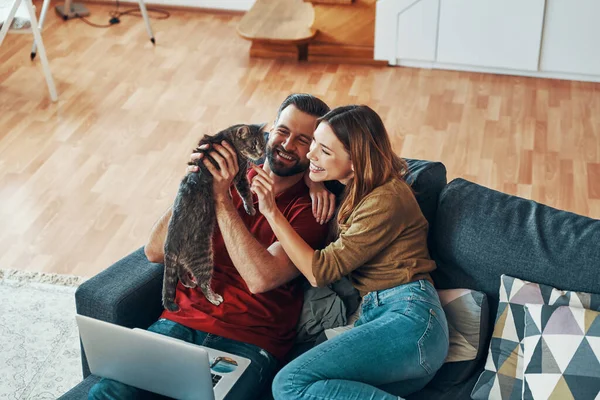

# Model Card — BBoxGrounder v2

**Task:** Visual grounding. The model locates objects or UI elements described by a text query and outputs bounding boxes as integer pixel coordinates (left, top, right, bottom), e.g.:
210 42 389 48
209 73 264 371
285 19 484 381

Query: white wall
142 0 255 10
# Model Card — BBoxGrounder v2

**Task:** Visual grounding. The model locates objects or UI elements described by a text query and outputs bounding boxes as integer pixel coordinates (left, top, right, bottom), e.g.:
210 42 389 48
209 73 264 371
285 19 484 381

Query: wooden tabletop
237 0 318 44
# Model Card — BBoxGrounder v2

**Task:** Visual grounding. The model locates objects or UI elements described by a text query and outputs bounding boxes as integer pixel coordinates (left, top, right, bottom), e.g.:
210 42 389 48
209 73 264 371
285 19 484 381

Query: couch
60 158 600 399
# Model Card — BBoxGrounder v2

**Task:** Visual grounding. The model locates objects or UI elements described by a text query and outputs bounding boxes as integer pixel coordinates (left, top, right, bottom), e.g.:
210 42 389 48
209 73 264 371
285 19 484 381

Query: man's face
266 105 317 177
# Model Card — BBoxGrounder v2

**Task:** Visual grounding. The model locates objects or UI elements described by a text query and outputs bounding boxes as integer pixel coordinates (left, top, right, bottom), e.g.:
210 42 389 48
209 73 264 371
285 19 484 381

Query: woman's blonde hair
317 105 410 225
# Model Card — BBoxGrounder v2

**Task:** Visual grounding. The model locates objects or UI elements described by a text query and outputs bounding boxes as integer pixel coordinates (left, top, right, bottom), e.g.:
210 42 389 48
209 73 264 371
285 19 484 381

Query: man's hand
199 141 240 201
304 173 336 225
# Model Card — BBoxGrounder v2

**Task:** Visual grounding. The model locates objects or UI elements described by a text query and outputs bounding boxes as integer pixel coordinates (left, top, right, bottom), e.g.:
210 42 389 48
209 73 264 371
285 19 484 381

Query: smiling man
88 94 333 400
266 104 313 177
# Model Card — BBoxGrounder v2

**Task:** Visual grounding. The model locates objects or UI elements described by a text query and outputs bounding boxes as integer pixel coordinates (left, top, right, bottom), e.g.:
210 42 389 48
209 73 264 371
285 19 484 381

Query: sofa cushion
522 304 600 400
471 275 600 400
430 178 600 336
428 289 489 390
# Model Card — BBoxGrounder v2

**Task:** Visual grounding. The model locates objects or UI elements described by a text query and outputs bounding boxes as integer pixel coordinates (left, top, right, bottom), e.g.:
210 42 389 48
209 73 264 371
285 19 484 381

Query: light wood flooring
1 2 599 276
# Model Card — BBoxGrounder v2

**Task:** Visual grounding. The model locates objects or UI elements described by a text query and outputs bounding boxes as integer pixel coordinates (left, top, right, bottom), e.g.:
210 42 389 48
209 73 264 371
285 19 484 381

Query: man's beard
266 145 309 177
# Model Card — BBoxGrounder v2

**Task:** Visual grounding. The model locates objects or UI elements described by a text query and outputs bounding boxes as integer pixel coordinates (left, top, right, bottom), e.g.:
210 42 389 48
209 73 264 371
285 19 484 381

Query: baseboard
393 59 600 83
80 0 255 11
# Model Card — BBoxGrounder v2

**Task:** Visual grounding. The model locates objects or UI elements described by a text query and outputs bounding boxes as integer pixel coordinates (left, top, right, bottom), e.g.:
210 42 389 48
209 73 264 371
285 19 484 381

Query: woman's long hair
318 105 409 226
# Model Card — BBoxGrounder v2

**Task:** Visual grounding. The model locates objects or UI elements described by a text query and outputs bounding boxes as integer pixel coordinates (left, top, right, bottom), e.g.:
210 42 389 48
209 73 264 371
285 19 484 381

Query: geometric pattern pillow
428 289 490 390
522 304 600 400
471 275 600 400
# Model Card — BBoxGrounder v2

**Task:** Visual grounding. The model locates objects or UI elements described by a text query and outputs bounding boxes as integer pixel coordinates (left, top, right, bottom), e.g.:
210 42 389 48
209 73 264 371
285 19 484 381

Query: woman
250 105 449 400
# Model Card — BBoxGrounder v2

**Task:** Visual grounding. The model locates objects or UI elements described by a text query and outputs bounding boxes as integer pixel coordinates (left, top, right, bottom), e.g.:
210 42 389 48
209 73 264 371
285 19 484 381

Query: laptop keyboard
211 373 222 387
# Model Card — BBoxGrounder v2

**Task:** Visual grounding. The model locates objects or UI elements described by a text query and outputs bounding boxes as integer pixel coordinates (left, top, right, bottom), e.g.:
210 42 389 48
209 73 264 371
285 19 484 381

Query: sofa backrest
404 159 447 229
430 178 600 334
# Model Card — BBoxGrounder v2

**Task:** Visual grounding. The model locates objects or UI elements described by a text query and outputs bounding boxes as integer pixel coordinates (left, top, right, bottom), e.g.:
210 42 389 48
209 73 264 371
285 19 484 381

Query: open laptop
76 314 251 400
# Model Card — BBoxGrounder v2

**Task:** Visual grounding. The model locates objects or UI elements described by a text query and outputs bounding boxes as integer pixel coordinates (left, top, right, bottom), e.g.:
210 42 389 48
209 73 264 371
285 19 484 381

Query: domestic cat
162 123 267 312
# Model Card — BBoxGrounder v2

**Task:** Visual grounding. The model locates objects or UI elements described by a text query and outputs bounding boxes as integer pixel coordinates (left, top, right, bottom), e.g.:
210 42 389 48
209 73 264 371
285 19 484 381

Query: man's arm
144 207 172 263
215 198 300 294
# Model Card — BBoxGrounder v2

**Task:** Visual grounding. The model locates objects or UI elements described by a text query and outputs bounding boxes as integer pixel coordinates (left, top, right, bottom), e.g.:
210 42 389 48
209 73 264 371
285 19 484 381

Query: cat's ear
236 125 251 139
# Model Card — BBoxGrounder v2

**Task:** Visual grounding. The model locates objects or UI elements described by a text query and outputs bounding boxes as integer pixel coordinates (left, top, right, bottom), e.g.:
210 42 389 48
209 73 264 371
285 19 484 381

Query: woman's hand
250 164 278 219
304 172 336 225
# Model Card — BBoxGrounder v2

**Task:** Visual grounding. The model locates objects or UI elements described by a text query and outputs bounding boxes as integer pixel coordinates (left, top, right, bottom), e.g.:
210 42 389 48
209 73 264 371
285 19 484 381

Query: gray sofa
60 159 600 399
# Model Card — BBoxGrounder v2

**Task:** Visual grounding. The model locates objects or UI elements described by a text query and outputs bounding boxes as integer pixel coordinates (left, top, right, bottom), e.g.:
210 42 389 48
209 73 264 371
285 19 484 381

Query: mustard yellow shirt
312 178 436 296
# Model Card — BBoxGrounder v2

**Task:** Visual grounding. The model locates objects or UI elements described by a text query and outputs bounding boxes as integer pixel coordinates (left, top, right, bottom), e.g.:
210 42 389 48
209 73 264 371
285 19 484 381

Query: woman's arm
265 210 318 286
251 165 318 285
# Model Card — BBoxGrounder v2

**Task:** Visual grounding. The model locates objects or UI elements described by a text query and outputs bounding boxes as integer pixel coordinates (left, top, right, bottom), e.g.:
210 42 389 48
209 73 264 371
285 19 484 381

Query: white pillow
0 0 33 30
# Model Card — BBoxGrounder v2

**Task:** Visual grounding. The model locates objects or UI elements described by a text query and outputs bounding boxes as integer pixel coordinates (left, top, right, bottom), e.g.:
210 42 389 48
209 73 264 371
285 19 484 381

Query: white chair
0 0 58 102
55 0 155 44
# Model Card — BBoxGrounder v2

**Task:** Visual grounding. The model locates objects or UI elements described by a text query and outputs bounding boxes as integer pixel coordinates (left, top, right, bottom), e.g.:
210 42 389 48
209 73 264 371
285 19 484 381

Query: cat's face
234 124 267 161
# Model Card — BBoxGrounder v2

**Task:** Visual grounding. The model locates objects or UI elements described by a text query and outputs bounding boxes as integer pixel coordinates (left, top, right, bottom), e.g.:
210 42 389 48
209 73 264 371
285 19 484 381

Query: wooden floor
1 3 599 277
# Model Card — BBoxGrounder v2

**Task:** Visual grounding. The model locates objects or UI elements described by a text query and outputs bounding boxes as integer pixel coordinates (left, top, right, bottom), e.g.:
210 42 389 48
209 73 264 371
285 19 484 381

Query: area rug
0 269 87 399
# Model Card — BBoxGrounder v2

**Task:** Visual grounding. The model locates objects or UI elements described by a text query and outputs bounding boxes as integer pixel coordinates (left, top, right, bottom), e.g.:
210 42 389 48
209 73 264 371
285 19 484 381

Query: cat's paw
180 271 198 288
244 204 256 216
208 293 223 306
163 301 180 313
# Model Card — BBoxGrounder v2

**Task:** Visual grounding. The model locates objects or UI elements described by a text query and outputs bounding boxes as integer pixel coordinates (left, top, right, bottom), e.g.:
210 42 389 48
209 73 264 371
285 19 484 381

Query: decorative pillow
522 304 600 400
428 289 489 389
472 275 600 400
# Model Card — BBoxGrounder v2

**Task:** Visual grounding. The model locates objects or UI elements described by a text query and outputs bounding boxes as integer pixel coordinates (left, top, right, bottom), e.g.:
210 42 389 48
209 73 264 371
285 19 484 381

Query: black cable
79 15 112 28
110 7 170 20
77 3 170 29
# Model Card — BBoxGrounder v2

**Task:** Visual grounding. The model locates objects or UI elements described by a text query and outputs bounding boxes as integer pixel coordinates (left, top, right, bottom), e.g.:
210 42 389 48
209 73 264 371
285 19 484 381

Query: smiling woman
307 122 354 185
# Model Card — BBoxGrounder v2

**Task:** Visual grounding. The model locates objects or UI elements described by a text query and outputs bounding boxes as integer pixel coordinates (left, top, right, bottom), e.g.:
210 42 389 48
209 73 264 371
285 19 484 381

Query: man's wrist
215 194 234 210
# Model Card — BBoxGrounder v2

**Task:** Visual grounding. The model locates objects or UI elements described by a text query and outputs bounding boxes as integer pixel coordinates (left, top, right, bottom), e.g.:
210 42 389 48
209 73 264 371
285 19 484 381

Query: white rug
0 269 87 399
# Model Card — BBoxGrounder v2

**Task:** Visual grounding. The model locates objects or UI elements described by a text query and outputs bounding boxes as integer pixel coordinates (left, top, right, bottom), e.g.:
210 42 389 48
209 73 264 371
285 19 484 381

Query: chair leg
30 0 52 60
138 0 155 44
24 0 58 101
0 0 21 48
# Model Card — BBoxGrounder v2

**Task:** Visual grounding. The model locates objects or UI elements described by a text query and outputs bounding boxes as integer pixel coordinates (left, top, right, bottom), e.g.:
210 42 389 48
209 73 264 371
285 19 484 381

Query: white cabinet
396 0 440 62
375 0 440 64
436 0 546 71
374 0 600 82
540 0 600 76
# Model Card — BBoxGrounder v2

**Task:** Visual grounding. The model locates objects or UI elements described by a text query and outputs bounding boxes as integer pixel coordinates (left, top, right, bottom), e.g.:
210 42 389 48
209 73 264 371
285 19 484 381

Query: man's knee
87 378 135 400
87 382 106 400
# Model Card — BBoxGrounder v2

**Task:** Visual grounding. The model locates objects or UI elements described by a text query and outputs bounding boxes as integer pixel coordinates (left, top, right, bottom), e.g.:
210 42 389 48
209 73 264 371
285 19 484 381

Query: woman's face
307 122 354 185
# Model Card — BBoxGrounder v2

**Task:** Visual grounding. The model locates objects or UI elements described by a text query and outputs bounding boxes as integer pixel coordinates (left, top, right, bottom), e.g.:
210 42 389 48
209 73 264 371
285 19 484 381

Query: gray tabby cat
162 123 267 312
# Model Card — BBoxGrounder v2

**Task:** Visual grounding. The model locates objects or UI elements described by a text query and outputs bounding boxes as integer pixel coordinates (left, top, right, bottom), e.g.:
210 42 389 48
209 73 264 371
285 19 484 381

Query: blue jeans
88 319 279 400
272 280 449 400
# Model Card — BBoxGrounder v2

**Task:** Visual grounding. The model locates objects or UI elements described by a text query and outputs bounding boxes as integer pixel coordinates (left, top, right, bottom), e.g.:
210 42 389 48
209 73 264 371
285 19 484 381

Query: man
89 94 333 400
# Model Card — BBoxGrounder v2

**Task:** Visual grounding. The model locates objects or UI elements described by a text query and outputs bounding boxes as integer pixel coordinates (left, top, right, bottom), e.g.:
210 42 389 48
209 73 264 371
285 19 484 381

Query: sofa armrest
75 247 164 377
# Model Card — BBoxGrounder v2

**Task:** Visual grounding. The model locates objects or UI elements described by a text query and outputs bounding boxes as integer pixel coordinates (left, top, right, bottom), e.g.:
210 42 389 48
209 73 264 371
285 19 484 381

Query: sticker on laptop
210 356 238 373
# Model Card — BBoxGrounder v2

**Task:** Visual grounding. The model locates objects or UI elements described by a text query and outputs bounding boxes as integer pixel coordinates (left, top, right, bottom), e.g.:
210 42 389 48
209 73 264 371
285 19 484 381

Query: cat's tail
162 253 180 312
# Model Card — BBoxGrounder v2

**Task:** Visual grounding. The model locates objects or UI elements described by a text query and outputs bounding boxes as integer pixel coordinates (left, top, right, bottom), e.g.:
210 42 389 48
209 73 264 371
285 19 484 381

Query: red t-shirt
161 167 328 360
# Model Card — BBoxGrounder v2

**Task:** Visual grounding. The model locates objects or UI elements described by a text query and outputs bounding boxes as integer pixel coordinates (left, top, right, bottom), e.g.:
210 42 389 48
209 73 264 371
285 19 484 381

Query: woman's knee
272 363 307 400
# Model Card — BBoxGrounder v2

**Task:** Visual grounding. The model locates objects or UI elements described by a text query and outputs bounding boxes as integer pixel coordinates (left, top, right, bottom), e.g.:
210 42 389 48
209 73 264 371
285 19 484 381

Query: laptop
76 314 251 400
